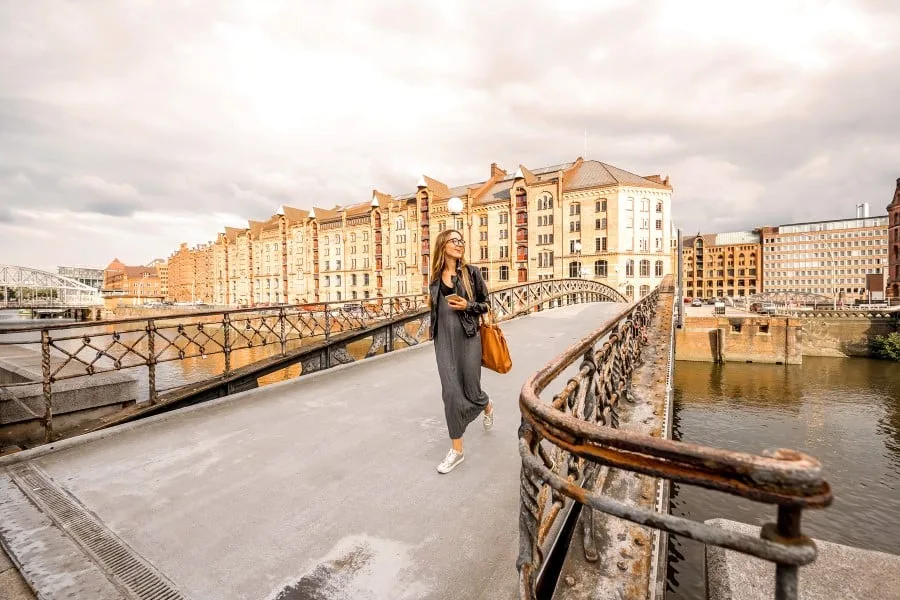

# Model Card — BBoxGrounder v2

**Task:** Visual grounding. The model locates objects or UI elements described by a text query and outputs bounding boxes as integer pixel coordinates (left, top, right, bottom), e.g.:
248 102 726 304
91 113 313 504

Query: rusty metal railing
0 295 428 442
517 277 832 600
1 277 630 446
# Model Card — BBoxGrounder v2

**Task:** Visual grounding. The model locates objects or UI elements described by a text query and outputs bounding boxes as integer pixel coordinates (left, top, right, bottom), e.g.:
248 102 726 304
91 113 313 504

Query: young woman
428 229 493 474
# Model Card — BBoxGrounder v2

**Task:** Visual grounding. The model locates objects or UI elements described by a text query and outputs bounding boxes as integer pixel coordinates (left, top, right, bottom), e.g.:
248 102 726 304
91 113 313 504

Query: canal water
666 356 900 599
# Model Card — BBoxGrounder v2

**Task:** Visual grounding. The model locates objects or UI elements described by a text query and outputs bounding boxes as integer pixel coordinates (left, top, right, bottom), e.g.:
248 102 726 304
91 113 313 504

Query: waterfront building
759 206 889 304
167 244 213 304
148 259 169 299
56 266 104 290
680 231 761 299
888 178 900 299
101 258 165 306
188 157 675 306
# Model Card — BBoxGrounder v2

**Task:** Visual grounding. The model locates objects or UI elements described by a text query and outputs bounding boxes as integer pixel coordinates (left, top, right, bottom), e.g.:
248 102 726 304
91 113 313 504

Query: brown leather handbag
480 310 512 374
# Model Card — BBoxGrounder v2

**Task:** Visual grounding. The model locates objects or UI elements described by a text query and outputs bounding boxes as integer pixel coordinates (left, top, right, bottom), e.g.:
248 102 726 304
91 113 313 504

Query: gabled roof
281 205 309 223
421 175 452 199
313 206 341 222
224 227 244 242
248 220 266 238
890 178 900 209
564 160 672 191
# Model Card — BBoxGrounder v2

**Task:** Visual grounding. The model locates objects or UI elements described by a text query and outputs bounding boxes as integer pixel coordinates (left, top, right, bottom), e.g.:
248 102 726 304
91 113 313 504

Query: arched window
626 259 635 276
395 216 406 231
499 265 510 281
626 285 634 299
640 285 650 297
537 192 553 211
569 261 582 278
640 260 650 277
594 260 608 277
654 260 664 277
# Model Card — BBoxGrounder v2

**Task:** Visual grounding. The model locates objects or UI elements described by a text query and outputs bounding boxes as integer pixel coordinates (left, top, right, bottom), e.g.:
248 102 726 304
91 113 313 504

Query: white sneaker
483 402 494 432
436 449 465 474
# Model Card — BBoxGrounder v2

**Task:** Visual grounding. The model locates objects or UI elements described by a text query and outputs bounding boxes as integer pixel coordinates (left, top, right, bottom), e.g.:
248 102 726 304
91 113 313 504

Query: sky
1 0 898 271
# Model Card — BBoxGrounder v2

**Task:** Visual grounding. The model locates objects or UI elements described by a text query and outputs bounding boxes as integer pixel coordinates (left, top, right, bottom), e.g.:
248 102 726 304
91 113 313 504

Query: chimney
863 202 870 218
490 162 506 179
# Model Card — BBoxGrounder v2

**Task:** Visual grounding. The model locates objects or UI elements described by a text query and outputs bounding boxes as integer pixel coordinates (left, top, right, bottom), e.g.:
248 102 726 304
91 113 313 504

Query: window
480 266 489 281
639 285 650 297
538 251 554 268
596 199 607 212
626 260 635 276
499 246 509 259
640 260 650 277
480 246 489 260
640 199 648 211
499 212 508 224
569 221 581 232
499 265 509 280
350 233 356 242
570 202 581 216
656 201 663 213
625 284 634 299
595 237 607 252
654 260 664 276
655 220 663 230
479 215 488 226
364 274 370 285
395 216 406 230
570 240 580 253
351 274 357 286
594 260 607 277
499 229 508 239
568 261 582 278
537 192 553 211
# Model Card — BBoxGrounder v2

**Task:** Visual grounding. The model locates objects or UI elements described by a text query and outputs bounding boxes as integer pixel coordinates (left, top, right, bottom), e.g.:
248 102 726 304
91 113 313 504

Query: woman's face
444 232 465 261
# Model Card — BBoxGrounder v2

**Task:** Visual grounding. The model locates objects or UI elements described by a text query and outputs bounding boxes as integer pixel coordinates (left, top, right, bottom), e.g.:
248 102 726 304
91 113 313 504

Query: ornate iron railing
0 295 428 442
517 278 832 600
0 278 628 445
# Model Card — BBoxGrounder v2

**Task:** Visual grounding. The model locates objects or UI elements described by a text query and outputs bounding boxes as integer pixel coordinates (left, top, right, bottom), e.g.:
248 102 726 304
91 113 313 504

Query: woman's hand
447 296 469 311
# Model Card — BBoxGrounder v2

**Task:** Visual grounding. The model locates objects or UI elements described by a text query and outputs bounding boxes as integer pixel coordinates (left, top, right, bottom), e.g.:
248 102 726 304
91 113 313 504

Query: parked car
691 298 703 307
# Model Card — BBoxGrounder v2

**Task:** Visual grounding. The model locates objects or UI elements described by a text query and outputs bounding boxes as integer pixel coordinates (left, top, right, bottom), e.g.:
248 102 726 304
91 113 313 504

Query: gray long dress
434 291 490 439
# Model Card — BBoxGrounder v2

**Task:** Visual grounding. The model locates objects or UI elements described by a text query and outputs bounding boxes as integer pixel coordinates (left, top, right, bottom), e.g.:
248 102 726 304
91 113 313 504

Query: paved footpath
0 302 625 600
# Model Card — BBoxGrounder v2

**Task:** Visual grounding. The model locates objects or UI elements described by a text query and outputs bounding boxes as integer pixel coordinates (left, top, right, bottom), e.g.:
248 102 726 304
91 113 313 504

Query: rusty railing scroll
517 279 832 600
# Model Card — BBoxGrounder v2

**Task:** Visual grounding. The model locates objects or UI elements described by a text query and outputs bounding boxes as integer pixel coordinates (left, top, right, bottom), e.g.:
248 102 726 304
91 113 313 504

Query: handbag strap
480 308 496 327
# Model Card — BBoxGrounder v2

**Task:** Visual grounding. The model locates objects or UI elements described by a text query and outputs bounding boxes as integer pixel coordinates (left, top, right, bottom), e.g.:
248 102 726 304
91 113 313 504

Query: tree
872 332 900 361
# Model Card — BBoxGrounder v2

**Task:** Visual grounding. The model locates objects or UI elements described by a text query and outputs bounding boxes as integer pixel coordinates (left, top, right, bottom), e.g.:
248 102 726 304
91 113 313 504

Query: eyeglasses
446 238 465 247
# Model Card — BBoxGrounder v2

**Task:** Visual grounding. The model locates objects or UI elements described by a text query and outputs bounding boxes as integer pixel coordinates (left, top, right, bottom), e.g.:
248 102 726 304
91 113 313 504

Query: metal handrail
1 278 629 445
517 275 832 600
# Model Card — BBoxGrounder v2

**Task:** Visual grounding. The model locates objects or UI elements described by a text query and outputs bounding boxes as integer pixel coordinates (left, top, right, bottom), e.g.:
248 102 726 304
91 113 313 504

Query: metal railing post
279 307 287 356
40 329 53 442
324 306 331 342
147 319 158 404
221 312 231 377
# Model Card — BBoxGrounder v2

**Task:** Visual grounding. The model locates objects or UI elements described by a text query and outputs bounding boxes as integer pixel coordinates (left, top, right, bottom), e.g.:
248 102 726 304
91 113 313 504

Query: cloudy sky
1 0 898 271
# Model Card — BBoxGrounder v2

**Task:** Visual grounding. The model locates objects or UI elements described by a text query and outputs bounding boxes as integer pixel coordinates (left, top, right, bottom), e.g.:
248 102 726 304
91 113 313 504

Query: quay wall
676 311 897 363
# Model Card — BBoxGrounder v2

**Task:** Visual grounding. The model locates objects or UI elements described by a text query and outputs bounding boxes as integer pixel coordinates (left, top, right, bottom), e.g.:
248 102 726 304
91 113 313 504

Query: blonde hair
430 229 473 300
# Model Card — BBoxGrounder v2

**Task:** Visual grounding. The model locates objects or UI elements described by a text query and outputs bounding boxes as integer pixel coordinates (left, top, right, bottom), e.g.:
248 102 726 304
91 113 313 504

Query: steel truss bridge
0 264 103 309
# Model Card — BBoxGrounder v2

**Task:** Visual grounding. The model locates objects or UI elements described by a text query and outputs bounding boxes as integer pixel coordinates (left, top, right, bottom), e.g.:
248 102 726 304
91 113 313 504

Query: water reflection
666 357 900 600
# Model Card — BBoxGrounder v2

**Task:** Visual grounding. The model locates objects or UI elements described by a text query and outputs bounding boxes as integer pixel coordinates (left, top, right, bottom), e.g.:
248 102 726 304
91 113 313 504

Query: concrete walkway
0 302 626 600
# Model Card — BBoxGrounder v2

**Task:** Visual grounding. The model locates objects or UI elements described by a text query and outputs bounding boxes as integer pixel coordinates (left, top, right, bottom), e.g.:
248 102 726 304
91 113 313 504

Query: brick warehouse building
172 157 677 306
888 178 900 299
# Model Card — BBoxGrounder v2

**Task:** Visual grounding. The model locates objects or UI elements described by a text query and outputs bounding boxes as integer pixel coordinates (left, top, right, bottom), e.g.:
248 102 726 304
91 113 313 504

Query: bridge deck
0 302 625 600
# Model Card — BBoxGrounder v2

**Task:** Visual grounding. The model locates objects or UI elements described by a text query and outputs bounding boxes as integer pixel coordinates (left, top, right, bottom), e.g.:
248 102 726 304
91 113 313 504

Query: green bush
871 332 900 361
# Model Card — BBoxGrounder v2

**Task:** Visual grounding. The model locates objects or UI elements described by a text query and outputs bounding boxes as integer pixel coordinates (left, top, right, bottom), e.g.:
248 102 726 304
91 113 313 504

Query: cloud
0 0 898 269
